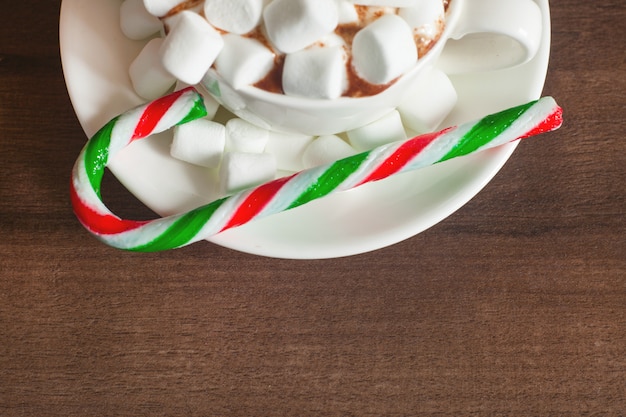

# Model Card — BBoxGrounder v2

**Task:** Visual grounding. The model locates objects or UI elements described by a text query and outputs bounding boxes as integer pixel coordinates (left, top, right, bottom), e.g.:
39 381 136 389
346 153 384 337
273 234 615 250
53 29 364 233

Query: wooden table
1 1 624 415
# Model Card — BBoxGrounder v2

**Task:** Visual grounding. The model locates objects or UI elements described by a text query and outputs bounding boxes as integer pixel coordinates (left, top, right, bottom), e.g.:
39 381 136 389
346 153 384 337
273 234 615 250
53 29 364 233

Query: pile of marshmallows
120 0 457 197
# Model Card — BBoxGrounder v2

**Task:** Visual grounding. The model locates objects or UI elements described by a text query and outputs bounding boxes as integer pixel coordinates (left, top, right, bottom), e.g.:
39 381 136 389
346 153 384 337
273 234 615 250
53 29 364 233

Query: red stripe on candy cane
519 106 563 140
70 182 147 235
356 127 455 186
220 175 295 232
131 88 190 141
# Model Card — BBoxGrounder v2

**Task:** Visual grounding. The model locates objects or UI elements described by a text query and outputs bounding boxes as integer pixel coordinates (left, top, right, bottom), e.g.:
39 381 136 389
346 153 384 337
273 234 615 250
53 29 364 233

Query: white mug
200 0 542 136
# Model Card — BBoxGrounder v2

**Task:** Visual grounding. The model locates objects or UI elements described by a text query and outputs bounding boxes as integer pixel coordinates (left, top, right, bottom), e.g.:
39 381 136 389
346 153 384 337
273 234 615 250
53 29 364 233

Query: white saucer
60 0 551 259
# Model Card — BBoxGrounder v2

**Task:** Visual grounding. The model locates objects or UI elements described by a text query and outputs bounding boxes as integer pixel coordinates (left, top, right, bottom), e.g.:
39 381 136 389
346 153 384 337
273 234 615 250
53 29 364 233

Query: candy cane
71 88 562 251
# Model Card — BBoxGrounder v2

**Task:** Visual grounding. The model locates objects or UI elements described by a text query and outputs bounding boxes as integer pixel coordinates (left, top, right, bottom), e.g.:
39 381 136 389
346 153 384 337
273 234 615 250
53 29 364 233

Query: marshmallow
143 0 186 17
225 118 270 153
215 34 275 89
335 0 358 24
160 11 224 85
399 0 445 40
263 0 339 53
120 0 163 40
347 109 407 151
283 46 348 99
160 3 204 34
264 130 314 172
351 13 418 85
170 118 226 168
129 38 177 100
397 68 457 134
219 152 277 195
302 135 357 168
203 0 264 34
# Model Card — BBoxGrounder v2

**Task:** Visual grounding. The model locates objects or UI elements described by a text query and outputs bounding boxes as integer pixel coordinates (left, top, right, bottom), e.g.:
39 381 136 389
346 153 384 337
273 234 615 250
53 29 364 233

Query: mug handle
437 0 543 74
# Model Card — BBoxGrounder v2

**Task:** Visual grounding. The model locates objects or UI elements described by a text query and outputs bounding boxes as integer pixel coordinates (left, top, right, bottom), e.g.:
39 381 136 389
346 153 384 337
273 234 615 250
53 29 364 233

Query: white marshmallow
219 152 277 195
143 0 186 17
263 0 339 53
203 0 264 34
160 3 203 34
347 0 415 6
351 13 418 84
335 0 358 24
120 0 163 40
399 0 445 40
347 109 407 151
283 46 348 99
302 135 357 168
171 118 226 168
397 68 457 134
160 11 224 85
129 38 177 100
215 34 275 89
264 131 314 172
225 118 270 153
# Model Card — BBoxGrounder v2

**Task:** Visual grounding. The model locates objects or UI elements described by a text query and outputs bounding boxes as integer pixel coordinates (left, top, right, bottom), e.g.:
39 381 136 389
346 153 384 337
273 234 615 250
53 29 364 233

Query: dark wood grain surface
1 1 624 415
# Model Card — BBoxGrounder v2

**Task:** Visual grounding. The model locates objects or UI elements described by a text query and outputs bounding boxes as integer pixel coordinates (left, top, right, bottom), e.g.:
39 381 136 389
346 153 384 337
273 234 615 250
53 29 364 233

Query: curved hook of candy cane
70 87 210 250
71 88 562 252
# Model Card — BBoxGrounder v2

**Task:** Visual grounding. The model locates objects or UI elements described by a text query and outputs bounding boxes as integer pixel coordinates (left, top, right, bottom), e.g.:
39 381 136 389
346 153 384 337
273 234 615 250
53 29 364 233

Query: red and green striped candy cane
71 88 562 251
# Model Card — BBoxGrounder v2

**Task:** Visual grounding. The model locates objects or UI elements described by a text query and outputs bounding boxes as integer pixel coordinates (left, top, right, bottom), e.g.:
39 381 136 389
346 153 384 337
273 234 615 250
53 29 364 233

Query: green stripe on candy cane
287 152 371 210
71 93 562 252
132 198 228 252
84 117 117 198
440 100 536 162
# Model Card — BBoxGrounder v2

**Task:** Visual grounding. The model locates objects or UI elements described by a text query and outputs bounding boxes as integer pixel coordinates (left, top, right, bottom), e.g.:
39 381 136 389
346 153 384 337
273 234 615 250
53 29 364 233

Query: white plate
60 0 551 259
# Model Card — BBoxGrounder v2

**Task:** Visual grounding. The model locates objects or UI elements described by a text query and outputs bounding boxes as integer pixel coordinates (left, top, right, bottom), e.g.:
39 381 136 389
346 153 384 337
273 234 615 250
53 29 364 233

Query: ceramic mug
200 0 542 136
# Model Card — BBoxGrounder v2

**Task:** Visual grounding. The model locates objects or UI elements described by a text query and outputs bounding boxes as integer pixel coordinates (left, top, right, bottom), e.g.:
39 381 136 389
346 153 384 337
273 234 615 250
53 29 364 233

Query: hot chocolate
147 0 449 99
122 0 541 136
